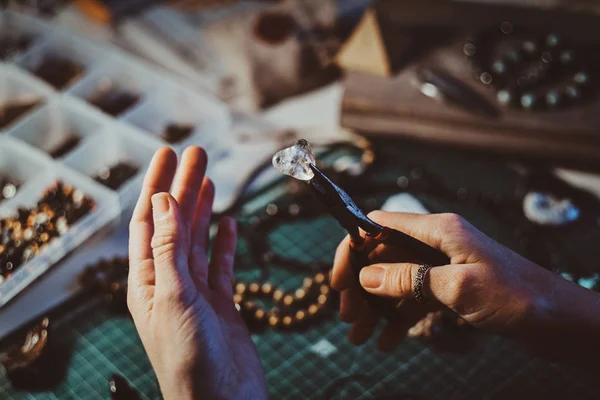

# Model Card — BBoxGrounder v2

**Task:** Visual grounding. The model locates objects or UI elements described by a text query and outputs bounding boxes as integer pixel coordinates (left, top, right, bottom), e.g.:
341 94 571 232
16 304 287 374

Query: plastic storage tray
0 10 233 308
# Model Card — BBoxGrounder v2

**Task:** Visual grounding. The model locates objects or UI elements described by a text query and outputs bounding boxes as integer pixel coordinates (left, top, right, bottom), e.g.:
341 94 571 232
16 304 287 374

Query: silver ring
413 265 432 303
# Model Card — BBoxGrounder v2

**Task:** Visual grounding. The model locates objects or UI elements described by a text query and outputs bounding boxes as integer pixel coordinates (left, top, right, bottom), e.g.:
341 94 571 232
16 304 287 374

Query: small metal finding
109 373 142 400
416 68 500 118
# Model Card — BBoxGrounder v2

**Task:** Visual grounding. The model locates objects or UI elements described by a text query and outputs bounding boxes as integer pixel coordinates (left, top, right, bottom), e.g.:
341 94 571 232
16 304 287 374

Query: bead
396 176 409 189
273 289 284 302
303 277 314 288
254 309 266 321
233 294 243 304
540 51 552 64
520 93 536 109
249 282 260 294
235 283 247 294
559 50 574 64
574 71 589 86
268 314 280 327
314 273 326 284
308 304 319 315
261 283 274 295
288 204 300 216
545 90 561 107
266 204 278 216
546 33 559 47
462 42 476 57
492 60 506 74
521 40 537 54
565 85 581 100
496 90 512 106
282 295 294 306
479 72 492 85
295 310 306 321
499 21 513 35
319 285 330 295
2 183 17 200
317 294 328 305
294 288 306 299
282 316 293 327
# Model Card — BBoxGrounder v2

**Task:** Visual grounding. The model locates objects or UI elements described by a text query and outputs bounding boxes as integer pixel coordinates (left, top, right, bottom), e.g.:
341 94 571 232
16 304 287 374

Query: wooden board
341 0 600 169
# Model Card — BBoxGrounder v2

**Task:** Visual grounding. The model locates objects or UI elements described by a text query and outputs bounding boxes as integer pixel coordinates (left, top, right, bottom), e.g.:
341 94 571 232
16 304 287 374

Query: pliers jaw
305 164 383 243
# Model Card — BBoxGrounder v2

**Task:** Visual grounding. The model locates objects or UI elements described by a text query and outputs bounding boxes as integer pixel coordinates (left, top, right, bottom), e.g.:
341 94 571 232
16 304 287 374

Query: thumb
359 263 455 303
150 193 193 295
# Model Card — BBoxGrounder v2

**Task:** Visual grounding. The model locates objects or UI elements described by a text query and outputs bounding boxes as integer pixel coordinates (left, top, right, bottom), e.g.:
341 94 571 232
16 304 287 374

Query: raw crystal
272 139 316 181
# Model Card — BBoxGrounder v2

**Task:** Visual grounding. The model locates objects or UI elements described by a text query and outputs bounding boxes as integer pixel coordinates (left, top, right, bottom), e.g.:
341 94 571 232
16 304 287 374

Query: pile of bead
0 181 95 279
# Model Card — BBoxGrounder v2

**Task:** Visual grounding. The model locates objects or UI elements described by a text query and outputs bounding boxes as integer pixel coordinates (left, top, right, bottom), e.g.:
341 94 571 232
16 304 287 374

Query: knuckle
151 230 179 250
156 283 187 306
439 213 468 235
447 266 477 306
151 240 178 265
386 265 412 297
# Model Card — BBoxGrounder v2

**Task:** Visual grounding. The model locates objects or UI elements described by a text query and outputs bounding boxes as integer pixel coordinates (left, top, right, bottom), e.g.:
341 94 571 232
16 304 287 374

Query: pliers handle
306 164 450 320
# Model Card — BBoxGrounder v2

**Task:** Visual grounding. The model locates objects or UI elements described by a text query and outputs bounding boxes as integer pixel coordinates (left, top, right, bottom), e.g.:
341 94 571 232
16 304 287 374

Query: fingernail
152 193 170 217
360 266 384 289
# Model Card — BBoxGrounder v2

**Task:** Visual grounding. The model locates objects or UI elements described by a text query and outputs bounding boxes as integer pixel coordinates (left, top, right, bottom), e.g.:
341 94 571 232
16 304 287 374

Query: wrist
521 269 600 339
156 366 198 400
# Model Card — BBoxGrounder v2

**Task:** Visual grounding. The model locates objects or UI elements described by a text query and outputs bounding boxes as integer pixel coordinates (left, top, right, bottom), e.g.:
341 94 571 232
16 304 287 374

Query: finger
359 263 455 304
339 285 365 323
367 211 477 256
129 148 177 284
189 178 215 288
348 312 380 346
170 146 207 226
331 235 352 291
151 193 195 300
192 178 215 253
208 217 237 296
332 234 383 291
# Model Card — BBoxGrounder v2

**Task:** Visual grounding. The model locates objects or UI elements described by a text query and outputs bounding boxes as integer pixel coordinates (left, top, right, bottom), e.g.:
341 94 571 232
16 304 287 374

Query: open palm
127 147 267 400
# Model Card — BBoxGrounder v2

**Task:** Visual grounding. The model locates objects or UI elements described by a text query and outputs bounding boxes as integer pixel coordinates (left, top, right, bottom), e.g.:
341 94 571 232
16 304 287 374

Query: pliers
305 163 450 320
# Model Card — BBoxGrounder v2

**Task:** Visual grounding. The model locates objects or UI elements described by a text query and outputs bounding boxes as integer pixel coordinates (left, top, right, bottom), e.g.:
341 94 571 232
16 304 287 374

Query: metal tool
417 67 500 119
305 163 450 320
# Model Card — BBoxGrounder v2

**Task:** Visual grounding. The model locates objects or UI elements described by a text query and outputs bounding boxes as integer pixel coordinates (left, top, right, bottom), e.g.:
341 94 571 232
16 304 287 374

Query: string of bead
233 272 333 330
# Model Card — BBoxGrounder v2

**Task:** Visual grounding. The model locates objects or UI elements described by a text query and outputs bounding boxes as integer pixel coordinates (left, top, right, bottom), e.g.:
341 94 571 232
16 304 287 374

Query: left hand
127 146 268 400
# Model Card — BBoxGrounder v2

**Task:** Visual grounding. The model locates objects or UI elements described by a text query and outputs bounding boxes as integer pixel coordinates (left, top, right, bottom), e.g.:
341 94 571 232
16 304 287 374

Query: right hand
332 211 599 352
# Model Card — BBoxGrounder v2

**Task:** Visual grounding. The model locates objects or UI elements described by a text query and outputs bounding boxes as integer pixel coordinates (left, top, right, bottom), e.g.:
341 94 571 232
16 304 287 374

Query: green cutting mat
2 141 600 399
